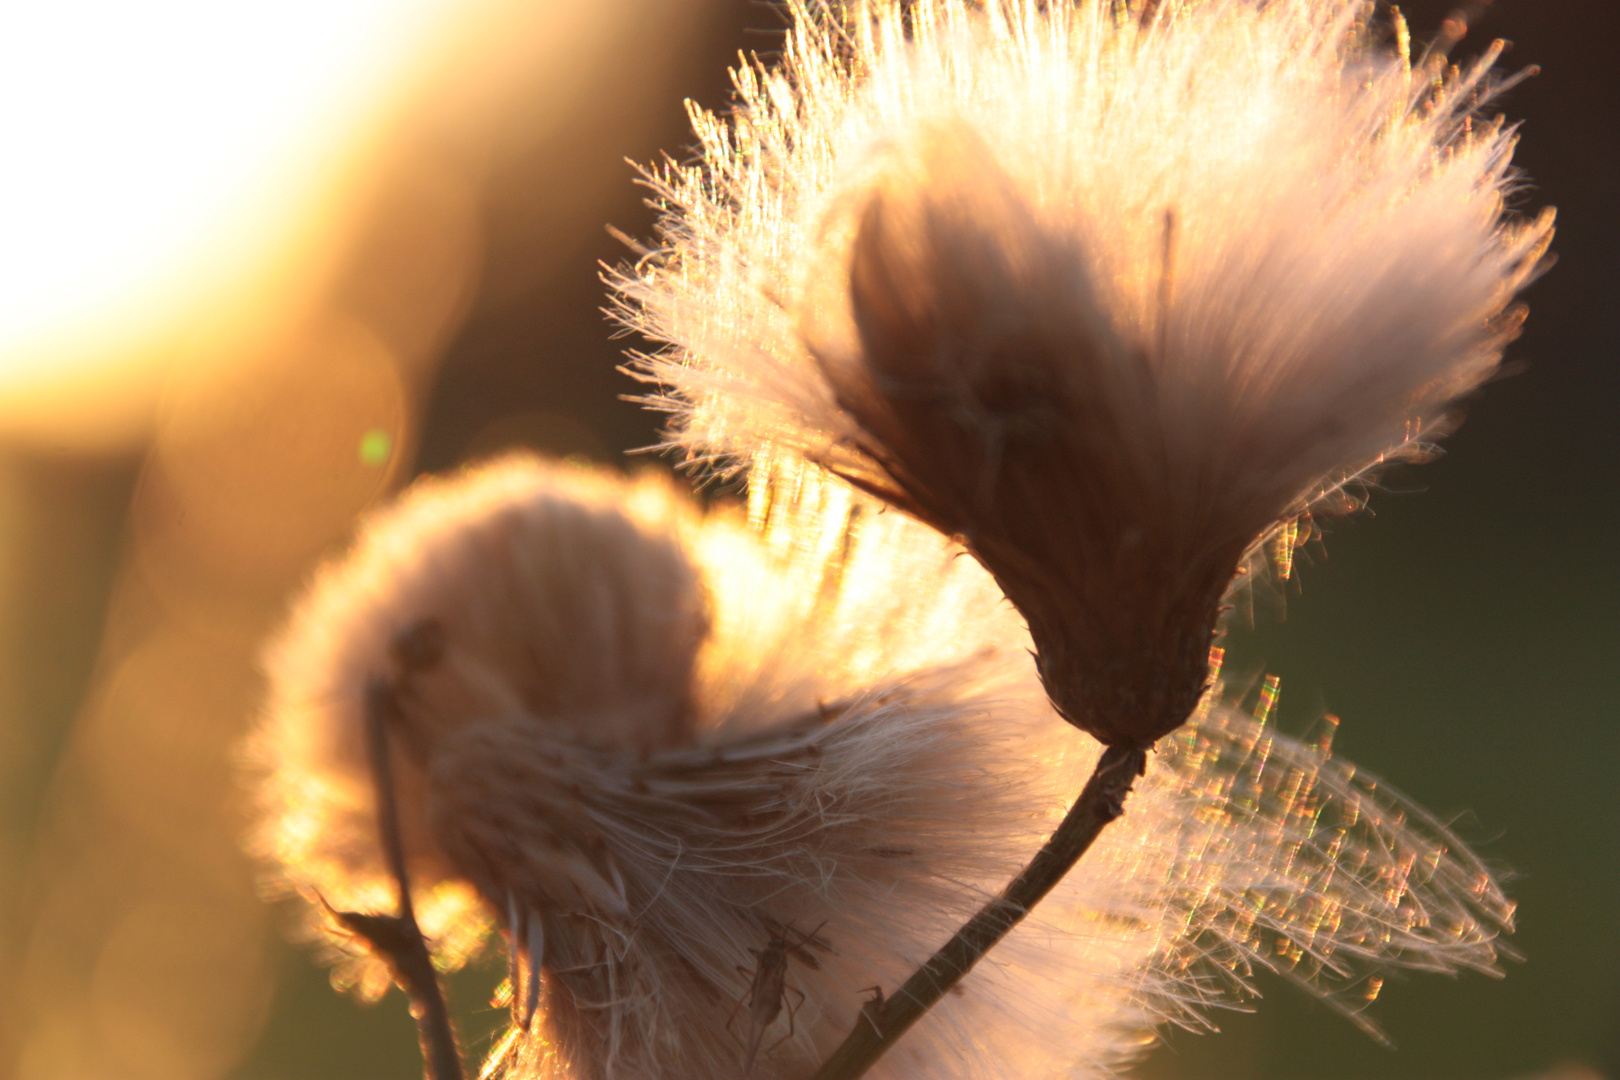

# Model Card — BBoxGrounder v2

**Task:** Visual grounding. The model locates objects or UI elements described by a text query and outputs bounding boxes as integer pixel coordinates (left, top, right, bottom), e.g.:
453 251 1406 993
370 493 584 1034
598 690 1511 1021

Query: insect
727 921 828 1074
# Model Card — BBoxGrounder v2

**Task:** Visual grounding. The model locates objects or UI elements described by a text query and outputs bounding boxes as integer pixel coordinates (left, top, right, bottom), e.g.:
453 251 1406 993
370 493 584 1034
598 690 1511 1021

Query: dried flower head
249 456 714 994
250 454 1513 1080
611 0 1554 748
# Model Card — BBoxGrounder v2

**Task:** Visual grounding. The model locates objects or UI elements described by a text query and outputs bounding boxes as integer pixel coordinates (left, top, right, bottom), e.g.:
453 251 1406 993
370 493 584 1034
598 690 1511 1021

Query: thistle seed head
611 0 1555 747
248 456 712 993
249 455 1515 1079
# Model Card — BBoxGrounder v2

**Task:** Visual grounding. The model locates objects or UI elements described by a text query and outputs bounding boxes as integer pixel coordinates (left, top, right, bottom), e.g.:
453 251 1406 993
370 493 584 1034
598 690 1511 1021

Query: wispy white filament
617 0 1551 502
249 454 1512 1080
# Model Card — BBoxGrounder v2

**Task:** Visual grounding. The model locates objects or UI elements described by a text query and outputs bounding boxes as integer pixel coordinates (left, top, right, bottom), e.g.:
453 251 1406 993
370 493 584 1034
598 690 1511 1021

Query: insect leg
765 983 808 1055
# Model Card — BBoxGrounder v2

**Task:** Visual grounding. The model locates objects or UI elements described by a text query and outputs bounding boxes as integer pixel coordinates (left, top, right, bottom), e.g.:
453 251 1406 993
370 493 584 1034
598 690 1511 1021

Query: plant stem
807 744 1147 1080
328 679 465 1080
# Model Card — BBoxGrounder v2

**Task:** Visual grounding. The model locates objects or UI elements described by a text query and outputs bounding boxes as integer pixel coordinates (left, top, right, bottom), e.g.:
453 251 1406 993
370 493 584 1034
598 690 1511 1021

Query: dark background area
0 1 1611 1078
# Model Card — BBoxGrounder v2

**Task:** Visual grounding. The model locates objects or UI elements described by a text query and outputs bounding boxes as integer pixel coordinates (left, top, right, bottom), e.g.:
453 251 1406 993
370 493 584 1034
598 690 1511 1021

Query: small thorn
523 914 544 1029
506 891 524 1026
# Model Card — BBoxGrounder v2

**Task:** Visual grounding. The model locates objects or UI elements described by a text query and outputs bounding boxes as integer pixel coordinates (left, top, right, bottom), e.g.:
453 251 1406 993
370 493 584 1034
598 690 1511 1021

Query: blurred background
0 1 1610 1078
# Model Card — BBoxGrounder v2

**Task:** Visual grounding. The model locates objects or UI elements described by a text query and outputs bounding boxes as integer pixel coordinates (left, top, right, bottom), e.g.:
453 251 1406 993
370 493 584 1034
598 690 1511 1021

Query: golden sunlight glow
5 3 726 1077
0 0 459 444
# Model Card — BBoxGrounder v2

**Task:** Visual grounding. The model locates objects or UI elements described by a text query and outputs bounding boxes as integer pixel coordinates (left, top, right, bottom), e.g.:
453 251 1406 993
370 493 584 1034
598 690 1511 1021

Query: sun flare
0 0 459 440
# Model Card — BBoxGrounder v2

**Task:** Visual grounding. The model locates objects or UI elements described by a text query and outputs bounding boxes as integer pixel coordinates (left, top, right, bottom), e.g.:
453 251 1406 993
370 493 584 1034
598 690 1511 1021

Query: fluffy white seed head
248 457 713 994
249 454 1513 1079
612 0 1554 748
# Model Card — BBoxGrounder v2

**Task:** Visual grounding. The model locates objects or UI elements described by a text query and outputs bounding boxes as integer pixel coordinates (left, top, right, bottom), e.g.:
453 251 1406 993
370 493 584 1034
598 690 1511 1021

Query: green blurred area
0 1 1613 1078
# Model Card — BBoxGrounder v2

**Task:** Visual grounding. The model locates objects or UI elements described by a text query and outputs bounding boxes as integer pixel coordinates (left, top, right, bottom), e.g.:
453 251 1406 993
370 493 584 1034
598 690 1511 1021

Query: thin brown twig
807 744 1148 1080
327 678 465 1080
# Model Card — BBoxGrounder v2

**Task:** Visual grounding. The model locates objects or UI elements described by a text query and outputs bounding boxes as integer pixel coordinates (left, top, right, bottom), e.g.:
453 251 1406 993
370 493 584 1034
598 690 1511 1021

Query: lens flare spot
360 428 394 467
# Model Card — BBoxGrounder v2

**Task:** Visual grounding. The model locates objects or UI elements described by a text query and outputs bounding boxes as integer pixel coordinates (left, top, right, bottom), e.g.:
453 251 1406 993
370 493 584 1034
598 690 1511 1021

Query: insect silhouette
727 921 829 1074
